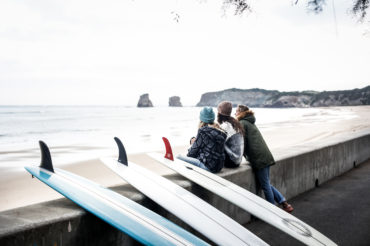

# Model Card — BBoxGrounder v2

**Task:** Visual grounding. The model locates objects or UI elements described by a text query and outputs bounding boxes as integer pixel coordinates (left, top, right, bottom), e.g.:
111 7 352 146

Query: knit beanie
217 101 232 116
199 107 215 123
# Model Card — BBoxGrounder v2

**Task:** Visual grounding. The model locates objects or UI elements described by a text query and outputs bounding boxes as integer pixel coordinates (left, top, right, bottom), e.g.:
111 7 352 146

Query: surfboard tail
39 140 54 173
114 137 128 165
162 137 174 161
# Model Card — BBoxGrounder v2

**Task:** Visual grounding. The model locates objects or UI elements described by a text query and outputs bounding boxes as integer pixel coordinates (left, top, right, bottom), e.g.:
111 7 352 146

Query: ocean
0 105 358 170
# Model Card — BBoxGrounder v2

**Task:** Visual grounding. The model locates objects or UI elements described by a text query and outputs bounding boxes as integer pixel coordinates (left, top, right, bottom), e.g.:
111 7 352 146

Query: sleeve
187 129 202 158
241 122 249 158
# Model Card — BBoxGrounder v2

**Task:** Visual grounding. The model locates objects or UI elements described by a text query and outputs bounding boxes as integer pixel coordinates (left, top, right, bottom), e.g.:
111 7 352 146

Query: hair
198 121 222 130
217 113 244 133
237 104 254 116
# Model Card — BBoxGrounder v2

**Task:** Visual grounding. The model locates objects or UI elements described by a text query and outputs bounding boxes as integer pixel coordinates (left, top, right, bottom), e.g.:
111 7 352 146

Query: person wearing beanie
177 107 227 173
217 101 244 168
236 104 294 213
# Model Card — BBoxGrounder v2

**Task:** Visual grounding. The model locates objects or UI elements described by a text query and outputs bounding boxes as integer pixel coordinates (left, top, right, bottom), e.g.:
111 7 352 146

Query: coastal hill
196 86 370 107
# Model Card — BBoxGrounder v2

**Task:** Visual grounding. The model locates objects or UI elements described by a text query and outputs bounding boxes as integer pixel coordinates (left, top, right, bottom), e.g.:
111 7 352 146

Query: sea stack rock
169 96 182 107
137 93 153 107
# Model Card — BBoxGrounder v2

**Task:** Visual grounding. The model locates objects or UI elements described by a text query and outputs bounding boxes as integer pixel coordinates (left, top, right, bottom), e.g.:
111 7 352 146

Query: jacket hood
237 111 256 124
199 126 226 141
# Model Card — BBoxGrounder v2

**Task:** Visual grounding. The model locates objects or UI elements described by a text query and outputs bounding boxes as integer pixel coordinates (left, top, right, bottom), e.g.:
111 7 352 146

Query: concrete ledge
271 133 370 200
1 133 370 245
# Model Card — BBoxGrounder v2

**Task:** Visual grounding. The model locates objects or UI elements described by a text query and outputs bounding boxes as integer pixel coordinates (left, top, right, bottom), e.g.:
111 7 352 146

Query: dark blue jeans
255 166 285 205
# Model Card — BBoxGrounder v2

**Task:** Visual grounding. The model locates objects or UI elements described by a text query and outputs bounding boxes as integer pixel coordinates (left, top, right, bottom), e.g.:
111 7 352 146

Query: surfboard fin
39 141 54 173
114 137 128 165
162 137 174 161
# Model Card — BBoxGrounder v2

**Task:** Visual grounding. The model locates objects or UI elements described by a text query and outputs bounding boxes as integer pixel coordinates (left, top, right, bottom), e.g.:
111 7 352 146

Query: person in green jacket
236 104 294 213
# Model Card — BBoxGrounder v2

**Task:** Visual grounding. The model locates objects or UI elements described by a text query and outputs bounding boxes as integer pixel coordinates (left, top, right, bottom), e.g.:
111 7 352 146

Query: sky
0 0 369 106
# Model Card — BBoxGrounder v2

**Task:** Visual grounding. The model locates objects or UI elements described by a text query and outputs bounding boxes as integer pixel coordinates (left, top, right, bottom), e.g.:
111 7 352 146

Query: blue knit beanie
199 107 215 123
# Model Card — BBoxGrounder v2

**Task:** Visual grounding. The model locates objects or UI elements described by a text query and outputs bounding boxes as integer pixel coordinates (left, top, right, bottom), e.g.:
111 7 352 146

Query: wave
0 128 102 137
0 111 44 115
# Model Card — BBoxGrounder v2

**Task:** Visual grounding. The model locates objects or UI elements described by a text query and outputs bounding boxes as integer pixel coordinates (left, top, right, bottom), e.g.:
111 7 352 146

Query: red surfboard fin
162 137 174 161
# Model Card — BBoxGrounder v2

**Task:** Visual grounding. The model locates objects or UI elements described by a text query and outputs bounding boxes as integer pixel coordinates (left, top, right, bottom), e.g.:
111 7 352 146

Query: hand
190 137 196 145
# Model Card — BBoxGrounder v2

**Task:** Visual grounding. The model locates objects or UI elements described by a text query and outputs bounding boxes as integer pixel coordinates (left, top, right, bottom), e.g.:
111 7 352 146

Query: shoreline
1 106 370 212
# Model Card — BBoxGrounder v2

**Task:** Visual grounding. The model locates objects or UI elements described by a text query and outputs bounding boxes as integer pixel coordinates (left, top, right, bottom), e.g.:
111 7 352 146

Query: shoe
281 201 294 213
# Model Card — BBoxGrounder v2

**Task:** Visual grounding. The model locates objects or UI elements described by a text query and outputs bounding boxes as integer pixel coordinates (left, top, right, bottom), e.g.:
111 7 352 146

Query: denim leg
271 185 286 204
255 167 275 204
177 155 210 172
255 166 286 205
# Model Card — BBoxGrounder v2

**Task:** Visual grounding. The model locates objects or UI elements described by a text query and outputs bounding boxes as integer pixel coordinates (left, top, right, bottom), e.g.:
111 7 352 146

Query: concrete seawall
1 133 370 245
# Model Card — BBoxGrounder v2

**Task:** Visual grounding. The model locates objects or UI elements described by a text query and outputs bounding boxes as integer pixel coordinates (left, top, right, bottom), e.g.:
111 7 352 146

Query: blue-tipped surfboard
101 137 268 246
147 137 338 246
25 141 210 246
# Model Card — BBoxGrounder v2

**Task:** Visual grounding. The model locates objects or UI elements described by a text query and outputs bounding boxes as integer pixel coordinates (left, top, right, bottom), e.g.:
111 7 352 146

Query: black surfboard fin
114 137 128 165
39 141 54 173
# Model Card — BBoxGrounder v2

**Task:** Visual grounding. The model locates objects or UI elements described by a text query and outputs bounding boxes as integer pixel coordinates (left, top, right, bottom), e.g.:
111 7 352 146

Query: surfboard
147 137 337 246
25 141 210 246
101 137 269 246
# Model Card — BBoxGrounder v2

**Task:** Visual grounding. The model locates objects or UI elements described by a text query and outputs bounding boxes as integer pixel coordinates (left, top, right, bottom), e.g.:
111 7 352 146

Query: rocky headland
196 86 370 107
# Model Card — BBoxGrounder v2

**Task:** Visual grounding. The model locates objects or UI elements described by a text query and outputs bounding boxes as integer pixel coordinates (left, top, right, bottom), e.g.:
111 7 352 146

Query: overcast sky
0 0 369 106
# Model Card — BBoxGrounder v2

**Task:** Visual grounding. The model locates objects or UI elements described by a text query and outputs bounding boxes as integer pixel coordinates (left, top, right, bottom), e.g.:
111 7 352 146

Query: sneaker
281 201 294 213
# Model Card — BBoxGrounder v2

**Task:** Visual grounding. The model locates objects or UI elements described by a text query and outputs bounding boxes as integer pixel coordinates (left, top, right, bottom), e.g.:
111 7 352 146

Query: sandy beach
1 106 370 212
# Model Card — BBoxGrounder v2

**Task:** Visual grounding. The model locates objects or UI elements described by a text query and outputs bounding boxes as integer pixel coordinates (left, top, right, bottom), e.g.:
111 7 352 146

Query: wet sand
1 106 370 212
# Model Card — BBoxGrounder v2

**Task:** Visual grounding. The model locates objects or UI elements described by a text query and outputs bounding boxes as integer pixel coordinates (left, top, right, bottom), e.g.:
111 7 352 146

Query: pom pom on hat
199 107 215 123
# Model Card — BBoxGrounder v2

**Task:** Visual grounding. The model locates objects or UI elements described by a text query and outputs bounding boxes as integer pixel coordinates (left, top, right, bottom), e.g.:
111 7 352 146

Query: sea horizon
0 105 363 172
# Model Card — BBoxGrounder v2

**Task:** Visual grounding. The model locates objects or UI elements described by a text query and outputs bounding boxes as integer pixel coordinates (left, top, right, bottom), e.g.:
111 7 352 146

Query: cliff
196 86 370 107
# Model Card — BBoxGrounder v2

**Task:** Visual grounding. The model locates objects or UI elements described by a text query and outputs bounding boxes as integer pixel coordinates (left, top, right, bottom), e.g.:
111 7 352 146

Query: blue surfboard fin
114 137 128 165
39 140 54 173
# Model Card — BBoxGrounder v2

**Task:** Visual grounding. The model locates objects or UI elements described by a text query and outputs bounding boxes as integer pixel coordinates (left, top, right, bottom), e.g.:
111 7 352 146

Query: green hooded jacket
238 112 275 170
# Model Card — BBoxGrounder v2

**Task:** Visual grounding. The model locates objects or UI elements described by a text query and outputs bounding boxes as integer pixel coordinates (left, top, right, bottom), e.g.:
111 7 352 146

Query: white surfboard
101 137 269 246
147 137 337 246
25 141 210 246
